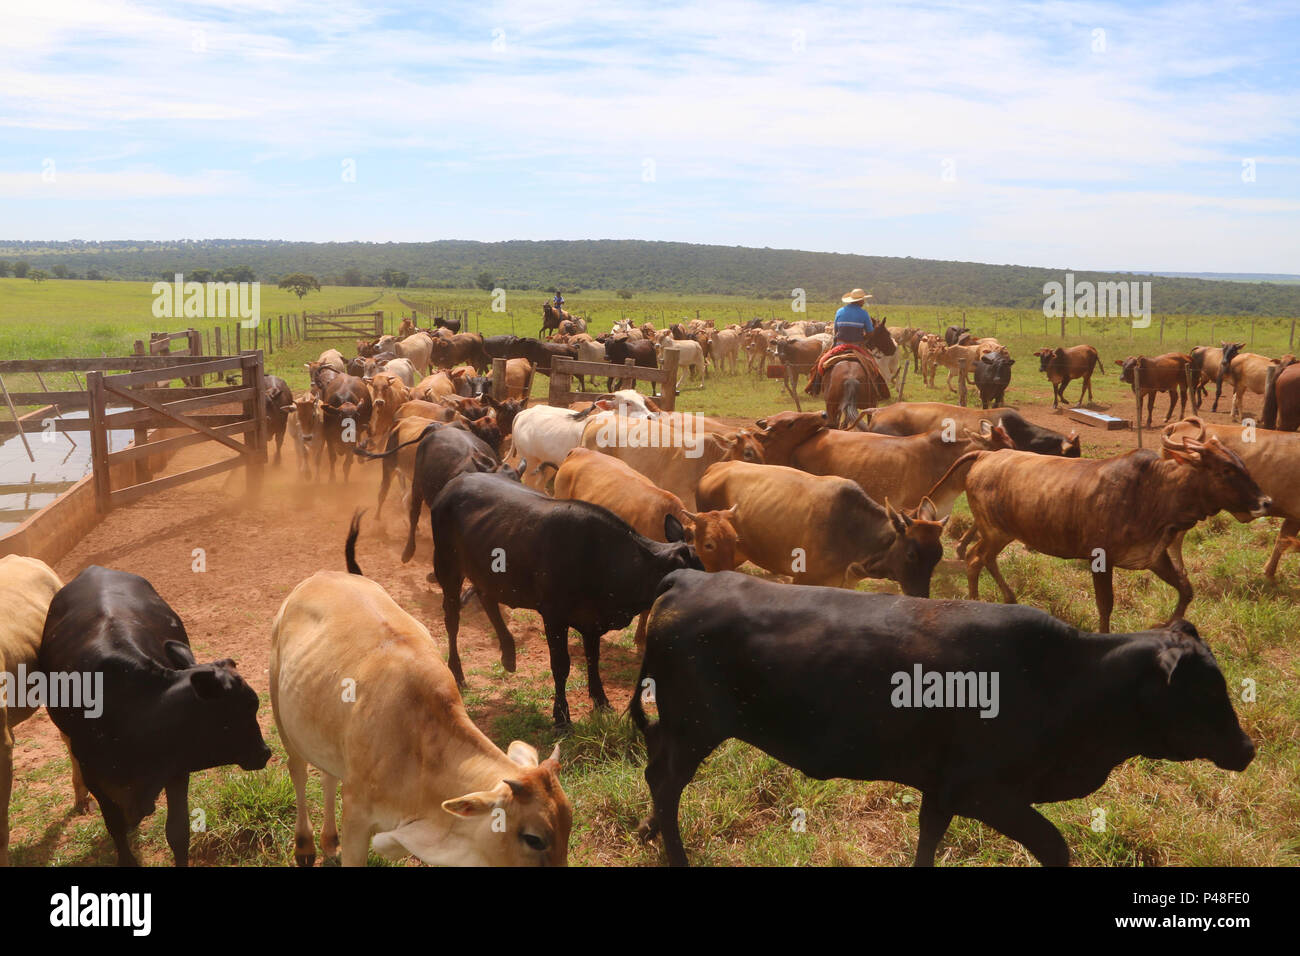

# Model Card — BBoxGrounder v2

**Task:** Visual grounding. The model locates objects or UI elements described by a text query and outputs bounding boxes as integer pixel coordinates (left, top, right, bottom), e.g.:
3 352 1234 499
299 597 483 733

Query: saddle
806 344 883 396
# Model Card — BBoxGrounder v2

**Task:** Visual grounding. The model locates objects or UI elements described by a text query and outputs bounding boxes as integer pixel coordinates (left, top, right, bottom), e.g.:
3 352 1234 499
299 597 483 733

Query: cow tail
345 509 365 575
352 424 437 459
1093 349 1105 376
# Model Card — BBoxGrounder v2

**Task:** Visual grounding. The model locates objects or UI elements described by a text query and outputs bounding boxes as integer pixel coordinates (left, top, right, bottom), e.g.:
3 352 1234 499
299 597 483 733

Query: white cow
656 339 706 386
509 390 656 489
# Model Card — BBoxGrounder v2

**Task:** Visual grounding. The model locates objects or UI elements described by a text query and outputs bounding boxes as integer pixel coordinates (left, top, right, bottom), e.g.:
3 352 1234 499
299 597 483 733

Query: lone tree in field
616 289 633 299
278 273 321 300
475 271 495 291
28 269 48 283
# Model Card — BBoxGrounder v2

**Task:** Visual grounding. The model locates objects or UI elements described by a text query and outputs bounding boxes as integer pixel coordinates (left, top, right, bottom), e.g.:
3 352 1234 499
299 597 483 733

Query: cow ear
917 496 939 522
885 498 910 533
1155 643 1193 685
163 640 196 669
664 512 687 543
442 786 506 818
506 740 540 768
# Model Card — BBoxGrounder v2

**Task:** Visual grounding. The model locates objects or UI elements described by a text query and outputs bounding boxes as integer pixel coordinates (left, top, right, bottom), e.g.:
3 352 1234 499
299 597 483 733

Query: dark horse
822 320 895 428
541 301 571 338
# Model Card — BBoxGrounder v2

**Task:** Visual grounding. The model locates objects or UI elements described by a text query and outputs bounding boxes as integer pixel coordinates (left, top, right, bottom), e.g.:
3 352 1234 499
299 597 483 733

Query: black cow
435 315 461 334
632 570 1254 867
263 375 294 465
600 336 658 391
483 334 527 361
945 325 972 346
973 353 1014 409
429 470 703 725
39 567 270 866
867 406 1080 457
518 338 578 375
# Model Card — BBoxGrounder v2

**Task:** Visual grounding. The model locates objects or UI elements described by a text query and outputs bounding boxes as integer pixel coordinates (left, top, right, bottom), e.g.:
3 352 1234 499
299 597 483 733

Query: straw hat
841 288 873 304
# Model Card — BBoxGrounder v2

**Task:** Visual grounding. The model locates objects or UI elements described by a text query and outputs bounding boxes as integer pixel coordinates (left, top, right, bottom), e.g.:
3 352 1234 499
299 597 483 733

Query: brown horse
824 357 889 429
541 301 571 338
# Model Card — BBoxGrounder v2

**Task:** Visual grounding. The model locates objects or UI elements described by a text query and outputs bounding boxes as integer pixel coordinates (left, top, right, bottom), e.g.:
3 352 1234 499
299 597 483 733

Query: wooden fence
303 311 384 341
546 351 679 410
0 353 268 513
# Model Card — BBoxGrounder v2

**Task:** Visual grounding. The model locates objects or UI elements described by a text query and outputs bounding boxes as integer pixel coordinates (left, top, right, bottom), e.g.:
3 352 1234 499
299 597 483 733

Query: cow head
1034 347 1054 372
852 497 946 597
373 741 573 867
651 512 706 573
680 506 742 572
1134 621 1254 773
160 642 271 773
1161 419 1271 521
287 395 320 443
1116 356 1138 385
753 411 827 464
964 419 1015 450
1062 431 1081 456
717 428 764 464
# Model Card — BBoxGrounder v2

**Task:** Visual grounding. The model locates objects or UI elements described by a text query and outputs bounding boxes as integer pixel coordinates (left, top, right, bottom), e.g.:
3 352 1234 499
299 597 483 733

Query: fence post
243 350 268 498
548 361 572 407
492 357 508 401
236 323 242 353
87 371 112 513
1135 363 1144 450
621 357 636 392
660 348 680 410
214 326 223 356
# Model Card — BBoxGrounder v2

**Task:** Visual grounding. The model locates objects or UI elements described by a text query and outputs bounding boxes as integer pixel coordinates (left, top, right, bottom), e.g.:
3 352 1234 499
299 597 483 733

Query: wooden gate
85 351 268 512
546 351 679 410
303 311 384 341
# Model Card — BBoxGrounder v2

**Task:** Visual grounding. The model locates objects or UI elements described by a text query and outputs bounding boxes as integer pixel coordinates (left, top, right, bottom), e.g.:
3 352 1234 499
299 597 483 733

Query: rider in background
553 290 565 311
833 288 874 345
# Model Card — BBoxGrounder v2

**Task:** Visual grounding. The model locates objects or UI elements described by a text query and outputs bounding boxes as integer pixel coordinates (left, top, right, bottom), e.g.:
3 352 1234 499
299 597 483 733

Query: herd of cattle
2 305 1298 868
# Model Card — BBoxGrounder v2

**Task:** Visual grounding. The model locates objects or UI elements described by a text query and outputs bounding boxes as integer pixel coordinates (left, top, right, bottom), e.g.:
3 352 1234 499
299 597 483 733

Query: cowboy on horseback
553 290 565 311
807 288 875 394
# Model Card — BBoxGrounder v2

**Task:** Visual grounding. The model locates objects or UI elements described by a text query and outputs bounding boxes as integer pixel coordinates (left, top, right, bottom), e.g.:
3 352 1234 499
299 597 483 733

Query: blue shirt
835 303 874 332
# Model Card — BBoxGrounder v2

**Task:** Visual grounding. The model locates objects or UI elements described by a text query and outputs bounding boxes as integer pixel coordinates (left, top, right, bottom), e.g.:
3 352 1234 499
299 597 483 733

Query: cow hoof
500 649 516 673
636 817 660 843
295 853 316 868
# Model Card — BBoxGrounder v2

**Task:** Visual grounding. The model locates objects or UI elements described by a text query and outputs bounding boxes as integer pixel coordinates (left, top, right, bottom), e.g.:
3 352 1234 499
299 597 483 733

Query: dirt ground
8 387 1249 822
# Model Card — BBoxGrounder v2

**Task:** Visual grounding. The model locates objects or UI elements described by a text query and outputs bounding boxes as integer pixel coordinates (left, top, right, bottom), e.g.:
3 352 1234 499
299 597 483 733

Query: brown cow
552 447 741 645
789 422 1013 516
502 358 534 401
696 461 946 594
929 423 1270 632
318 374 373 483
750 410 829 464
1164 418 1300 581
1035 345 1102 408
1262 358 1300 432
429 333 489 372
1187 343 1242 412
865 401 1081 457
1116 353 1190 426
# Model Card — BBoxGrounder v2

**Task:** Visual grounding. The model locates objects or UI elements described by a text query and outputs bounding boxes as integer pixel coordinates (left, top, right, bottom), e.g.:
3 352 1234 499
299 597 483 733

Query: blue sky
1 0 1298 272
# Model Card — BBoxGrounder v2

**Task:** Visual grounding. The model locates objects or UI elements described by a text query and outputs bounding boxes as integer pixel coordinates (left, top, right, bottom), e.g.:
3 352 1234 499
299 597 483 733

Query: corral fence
545 350 679 411
303 311 384 342
0 352 268 514
135 329 204 386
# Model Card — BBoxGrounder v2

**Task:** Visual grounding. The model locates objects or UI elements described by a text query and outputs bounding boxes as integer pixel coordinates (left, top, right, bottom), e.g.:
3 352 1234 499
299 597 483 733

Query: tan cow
789 422 1013 517
1 556 88 866
365 372 412 447
1222 348 1281 422
285 392 323 479
580 414 764 509
394 333 435 374
696 461 946 594
708 328 741 375
270 528 571 867
918 334 944 387
502 357 534 400
552 447 741 645
936 343 982 391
